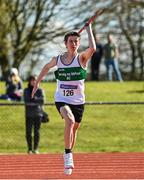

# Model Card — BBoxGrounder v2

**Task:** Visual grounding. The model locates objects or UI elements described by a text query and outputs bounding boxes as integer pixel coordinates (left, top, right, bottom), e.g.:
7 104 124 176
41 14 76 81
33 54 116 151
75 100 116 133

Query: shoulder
46 56 58 68
24 87 28 91
36 88 42 92
55 53 66 63
24 88 29 94
36 88 44 95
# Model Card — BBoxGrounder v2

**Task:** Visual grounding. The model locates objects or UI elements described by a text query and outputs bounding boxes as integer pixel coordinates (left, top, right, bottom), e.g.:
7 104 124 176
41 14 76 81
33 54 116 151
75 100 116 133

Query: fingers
84 22 92 32
84 22 89 27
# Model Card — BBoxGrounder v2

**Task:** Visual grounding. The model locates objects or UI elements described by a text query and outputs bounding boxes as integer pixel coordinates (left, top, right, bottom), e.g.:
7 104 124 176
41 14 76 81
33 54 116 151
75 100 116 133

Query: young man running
32 23 96 175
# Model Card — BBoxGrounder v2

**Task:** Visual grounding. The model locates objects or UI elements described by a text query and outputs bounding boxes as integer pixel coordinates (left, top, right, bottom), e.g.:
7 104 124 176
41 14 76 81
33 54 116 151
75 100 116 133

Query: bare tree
72 0 144 80
0 1 11 79
0 0 70 79
0 0 143 80
115 0 144 79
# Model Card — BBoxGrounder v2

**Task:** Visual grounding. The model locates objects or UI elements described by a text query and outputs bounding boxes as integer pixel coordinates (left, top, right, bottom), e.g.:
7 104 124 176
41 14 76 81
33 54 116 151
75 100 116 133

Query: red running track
0 153 144 179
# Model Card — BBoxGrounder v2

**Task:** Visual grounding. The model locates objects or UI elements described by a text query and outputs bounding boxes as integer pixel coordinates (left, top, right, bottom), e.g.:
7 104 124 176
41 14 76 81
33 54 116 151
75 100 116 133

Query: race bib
60 84 78 96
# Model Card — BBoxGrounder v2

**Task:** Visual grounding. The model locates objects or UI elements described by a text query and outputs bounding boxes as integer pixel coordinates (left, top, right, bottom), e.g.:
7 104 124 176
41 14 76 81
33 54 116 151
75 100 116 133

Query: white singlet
54 54 87 105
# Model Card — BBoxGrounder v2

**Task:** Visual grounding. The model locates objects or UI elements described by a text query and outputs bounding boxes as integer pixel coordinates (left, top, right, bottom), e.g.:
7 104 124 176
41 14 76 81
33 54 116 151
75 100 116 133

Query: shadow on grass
127 90 144 94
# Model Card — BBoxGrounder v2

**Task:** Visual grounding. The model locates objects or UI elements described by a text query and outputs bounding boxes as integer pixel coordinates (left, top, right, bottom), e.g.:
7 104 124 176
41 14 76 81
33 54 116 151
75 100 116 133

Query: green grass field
0 81 144 153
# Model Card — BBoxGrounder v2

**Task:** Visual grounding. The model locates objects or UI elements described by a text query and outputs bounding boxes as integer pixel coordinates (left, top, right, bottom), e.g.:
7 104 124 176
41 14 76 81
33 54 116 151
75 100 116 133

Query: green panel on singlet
54 67 87 81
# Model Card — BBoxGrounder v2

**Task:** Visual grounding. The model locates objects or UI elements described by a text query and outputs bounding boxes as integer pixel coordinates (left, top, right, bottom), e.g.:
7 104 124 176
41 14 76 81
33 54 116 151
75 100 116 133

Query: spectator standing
91 34 103 80
104 33 123 81
24 75 45 154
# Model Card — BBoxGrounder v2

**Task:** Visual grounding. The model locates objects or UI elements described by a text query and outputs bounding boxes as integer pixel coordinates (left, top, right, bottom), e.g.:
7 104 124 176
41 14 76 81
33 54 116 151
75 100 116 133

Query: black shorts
55 102 85 123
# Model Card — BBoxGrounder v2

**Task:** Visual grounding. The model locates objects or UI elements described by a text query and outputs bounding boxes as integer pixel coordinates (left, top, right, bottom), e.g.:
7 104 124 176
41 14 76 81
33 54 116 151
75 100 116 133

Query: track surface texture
0 153 144 179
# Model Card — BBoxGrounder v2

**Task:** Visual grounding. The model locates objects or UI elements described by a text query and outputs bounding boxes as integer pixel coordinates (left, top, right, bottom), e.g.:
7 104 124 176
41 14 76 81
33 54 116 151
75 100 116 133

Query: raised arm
79 23 96 67
31 57 57 98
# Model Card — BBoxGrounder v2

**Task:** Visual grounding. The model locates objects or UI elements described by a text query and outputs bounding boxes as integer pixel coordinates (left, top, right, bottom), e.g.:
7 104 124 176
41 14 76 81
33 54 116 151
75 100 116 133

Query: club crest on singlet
55 67 87 81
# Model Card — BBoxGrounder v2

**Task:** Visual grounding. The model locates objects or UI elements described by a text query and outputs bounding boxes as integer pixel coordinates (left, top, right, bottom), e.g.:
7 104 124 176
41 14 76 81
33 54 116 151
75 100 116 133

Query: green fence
0 102 144 154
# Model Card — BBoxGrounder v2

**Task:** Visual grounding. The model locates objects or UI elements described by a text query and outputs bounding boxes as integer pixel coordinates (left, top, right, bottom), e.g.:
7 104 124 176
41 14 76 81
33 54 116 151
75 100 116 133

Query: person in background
24 75 45 154
0 68 23 101
91 34 103 81
104 33 123 81
31 23 96 175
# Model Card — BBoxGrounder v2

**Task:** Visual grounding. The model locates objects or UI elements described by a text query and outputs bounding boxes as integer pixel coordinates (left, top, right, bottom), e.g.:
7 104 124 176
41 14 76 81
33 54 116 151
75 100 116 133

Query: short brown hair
64 31 80 42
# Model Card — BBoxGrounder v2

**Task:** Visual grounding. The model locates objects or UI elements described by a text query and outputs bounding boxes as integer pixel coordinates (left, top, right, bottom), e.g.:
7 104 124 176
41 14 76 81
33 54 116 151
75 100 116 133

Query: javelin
78 9 106 34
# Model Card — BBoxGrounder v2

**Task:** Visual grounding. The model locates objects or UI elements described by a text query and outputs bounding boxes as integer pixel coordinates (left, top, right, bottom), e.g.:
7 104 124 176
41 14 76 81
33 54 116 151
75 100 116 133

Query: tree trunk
130 46 137 80
0 54 10 81
138 46 144 80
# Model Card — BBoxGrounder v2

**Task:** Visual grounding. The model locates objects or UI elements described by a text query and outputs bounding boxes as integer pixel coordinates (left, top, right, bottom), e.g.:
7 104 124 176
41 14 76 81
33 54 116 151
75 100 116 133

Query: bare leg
71 122 80 150
60 105 75 150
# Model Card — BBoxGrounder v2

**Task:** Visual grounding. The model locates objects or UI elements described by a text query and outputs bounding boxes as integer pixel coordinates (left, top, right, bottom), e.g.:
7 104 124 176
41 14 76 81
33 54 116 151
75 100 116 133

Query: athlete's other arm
31 57 57 98
79 23 96 67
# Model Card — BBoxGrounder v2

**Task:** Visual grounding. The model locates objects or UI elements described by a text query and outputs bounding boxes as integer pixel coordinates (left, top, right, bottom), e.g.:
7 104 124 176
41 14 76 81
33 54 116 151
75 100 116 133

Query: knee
65 114 75 129
73 123 80 132
60 106 75 123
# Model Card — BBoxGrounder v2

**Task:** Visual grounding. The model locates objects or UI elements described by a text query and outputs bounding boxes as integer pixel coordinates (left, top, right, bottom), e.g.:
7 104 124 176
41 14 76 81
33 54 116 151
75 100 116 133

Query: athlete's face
65 36 80 52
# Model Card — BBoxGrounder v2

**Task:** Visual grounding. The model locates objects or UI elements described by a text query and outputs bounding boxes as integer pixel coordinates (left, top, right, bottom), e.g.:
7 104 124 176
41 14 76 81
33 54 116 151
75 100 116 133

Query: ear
64 41 68 48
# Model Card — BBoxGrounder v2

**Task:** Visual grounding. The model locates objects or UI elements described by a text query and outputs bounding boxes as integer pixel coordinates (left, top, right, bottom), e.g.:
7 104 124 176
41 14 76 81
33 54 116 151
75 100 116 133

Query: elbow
91 47 96 54
93 47 96 53
91 43 96 53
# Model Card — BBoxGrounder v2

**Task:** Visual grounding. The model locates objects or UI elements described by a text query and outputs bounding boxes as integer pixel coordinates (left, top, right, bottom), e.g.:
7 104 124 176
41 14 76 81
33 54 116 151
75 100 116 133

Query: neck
66 51 77 58
62 52 77 64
